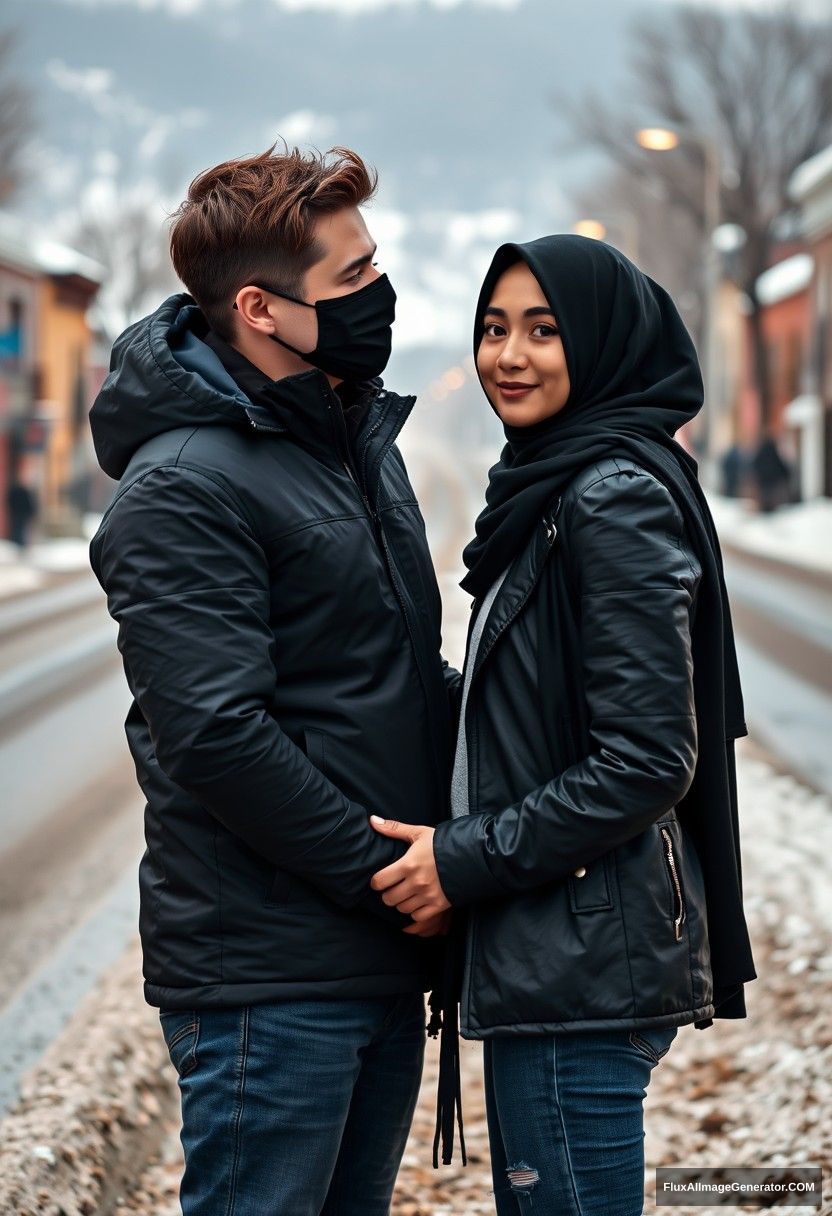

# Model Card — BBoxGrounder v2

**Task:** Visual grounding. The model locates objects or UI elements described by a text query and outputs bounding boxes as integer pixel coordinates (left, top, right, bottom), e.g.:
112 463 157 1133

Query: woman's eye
533 323 559 337
484 322 506 337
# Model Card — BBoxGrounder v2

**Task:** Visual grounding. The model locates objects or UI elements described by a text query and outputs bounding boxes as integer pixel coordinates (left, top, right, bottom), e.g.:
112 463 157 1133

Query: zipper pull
544 497 560 543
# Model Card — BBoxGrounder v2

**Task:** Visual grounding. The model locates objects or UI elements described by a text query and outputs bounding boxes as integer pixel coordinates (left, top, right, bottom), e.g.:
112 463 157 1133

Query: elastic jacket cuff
432 815 507 907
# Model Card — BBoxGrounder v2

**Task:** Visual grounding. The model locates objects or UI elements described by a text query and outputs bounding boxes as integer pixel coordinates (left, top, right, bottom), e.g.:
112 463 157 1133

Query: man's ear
233 286 274 332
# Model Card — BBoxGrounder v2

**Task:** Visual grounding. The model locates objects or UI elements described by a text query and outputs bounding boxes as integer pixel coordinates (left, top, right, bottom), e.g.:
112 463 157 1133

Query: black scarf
432 235 757 1166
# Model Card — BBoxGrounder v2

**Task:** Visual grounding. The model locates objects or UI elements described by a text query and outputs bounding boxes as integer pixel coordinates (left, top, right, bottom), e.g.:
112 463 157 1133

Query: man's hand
369 817 452 923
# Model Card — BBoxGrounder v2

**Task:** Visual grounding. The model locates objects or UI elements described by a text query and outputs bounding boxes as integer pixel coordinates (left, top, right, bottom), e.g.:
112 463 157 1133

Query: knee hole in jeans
507 1161 540 1195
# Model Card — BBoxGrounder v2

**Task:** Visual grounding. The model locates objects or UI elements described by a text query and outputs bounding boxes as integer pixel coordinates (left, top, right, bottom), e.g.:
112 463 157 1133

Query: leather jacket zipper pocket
660 826 686 941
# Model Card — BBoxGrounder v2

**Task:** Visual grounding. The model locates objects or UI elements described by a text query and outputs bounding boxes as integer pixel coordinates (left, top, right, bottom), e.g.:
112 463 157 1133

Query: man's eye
349 260 378 284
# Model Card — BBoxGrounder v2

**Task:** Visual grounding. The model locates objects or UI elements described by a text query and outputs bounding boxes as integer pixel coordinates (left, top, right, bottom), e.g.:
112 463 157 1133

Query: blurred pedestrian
720 440 745 498
751 434 791 512
88 144 461 1216
371 235 757 1211
6 476 38 549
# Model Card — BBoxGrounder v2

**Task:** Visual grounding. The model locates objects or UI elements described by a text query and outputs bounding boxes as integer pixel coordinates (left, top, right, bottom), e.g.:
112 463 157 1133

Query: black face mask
243 273 397 382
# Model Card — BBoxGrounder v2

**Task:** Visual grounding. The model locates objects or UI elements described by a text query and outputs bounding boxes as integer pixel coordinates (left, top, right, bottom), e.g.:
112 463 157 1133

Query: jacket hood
89 293 256 480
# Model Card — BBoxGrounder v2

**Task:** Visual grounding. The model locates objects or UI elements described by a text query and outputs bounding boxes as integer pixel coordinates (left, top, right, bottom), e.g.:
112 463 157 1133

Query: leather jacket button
573 866 587 878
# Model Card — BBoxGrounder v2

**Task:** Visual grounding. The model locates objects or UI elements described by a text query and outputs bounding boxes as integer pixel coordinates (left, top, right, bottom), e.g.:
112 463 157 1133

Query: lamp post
573 214 640 264
636 125 722 486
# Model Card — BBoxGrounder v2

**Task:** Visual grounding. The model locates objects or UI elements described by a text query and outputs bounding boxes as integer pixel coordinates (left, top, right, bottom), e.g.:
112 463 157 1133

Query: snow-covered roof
755 253 814 307
789 145 832 202
0 211 105 284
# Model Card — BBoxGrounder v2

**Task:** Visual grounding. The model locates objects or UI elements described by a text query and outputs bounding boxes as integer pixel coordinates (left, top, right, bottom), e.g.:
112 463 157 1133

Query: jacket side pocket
568 852 614 913
264 728 327 907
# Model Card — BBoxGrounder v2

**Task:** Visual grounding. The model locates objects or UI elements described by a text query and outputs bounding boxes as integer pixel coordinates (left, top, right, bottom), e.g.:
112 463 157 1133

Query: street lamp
636 123 722 485
573 213 640 263
635 126 721 250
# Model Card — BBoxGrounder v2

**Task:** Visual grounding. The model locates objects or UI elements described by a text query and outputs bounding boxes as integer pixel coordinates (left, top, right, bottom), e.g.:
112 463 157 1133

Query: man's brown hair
169 142 378 340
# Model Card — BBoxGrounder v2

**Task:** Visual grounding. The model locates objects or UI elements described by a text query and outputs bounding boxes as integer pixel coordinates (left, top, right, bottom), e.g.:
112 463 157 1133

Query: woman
370 234 757 1215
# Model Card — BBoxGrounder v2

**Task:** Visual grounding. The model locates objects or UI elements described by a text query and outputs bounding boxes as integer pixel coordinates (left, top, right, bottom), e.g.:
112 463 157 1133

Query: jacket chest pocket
568 853 613 912
264 729 326 907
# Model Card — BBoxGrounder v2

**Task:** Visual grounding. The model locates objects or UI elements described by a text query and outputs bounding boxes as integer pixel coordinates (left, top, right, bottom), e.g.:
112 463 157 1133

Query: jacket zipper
660 826 686 940
325 391 380 525
460 509 559 1032
341 458 375 521
330 394 446 800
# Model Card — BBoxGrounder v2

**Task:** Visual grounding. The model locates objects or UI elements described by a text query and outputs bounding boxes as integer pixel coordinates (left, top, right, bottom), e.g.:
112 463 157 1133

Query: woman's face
476 261 570 427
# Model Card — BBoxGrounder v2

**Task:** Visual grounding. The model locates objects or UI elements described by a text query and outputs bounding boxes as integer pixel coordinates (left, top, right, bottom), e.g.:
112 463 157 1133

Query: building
751 251 814 432
787 144 832 499
0 211 103 539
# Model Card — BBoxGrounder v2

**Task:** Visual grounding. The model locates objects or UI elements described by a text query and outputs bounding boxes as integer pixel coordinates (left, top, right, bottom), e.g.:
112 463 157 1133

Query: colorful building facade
0 212 103 539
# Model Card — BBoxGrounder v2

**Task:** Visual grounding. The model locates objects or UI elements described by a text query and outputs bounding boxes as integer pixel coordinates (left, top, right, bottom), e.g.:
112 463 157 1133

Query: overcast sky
7 0 828 356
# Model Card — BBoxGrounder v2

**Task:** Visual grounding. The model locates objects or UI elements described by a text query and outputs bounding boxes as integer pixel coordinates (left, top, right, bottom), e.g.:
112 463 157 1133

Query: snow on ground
0 554 44 597
0 539 92 599
0 520 102 599
709 494 832 577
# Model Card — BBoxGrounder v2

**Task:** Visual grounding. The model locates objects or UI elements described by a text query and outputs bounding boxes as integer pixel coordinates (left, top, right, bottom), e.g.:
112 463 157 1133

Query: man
88 143 460 1216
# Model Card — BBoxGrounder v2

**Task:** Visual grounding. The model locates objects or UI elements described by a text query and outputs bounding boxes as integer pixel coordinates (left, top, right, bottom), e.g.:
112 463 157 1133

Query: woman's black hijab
432 236 757 1169
464 234 706 595
461 233 746 738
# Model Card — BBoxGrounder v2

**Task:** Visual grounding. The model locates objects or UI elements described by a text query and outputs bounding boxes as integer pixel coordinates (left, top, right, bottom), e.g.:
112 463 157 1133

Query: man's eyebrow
484 306 557 318
340 244 378 276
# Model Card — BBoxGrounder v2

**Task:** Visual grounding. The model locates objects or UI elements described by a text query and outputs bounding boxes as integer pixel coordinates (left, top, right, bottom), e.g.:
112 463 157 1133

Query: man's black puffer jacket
88 294 459 1010
432 457 717 1037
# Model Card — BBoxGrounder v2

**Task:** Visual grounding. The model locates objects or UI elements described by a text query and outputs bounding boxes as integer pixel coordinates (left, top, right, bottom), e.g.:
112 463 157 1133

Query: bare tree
557 2 832 434
571 164 704 339
72 187 179 342
0 28 35 204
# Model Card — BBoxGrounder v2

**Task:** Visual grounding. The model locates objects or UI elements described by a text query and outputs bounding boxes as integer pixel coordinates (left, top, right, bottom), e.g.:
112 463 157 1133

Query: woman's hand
402 908 452 937
369 817 452 923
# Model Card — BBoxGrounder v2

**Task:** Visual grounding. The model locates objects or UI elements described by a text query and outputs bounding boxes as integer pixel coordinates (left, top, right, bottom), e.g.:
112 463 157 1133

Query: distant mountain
6 0 676 346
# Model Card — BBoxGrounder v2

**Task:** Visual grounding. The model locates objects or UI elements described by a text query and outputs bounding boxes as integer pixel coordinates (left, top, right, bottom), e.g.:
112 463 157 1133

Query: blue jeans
159 991 426 1216
483 1024 678 1214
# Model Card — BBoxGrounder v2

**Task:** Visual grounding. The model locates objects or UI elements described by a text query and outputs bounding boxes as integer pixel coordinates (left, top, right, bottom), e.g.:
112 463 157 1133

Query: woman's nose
497 340 528 370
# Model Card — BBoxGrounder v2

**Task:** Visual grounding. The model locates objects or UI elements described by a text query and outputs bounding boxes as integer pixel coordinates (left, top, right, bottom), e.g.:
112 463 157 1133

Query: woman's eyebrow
484 306 557 318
